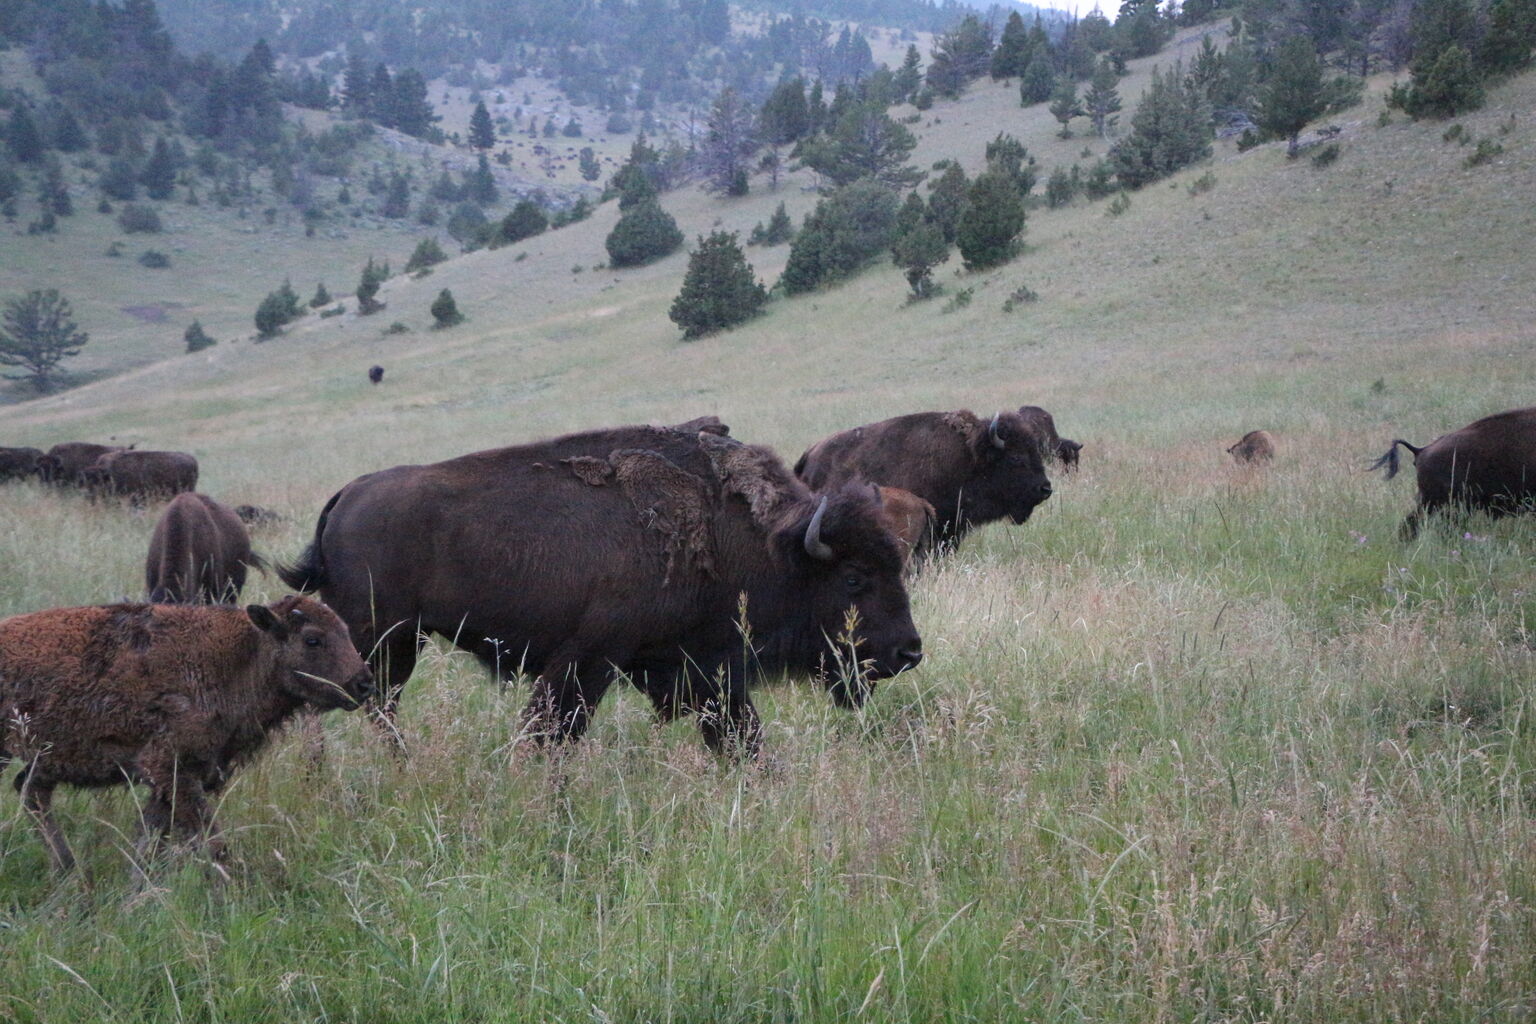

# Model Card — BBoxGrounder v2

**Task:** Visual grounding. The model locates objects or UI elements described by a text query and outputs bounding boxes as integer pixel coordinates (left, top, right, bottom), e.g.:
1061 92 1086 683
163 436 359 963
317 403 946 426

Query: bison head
249 595 374 710
777 484 923 707
964 411 1053 526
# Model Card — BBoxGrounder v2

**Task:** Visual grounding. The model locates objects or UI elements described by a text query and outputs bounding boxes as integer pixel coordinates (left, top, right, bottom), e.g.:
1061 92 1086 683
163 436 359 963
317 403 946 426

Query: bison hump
608 449 717 585
699 432 803 528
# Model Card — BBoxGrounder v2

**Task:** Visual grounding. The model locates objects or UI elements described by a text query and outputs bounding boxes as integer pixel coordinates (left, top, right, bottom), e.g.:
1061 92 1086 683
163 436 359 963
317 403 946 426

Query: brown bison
234 503 284 526
794 409 1052 550
0 446 43 482
1016 405 1083 469
0 596 372 873
876 486 937 566
146 493 266 603
279 420 922 756
83 449 198 501
1228 430 1276 463
35 441 133 485
1371 407 1536 539
368 365 384 384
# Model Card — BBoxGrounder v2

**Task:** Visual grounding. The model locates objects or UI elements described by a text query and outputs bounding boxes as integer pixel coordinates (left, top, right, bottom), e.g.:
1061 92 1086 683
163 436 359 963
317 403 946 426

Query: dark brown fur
84 449 198 501
794 409 1053 550
35 442 132 485
1371 407 1536 539
0 446 43 481
1016 405 1083 469
146 493 266 603
279 420 921 757
0 596 372 873
1228 430 1276 463
368 365 384 384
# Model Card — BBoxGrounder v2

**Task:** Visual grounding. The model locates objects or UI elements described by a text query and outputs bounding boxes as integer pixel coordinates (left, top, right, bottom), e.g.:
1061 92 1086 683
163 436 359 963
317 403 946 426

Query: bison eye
844 572 866 593
304 635 322 648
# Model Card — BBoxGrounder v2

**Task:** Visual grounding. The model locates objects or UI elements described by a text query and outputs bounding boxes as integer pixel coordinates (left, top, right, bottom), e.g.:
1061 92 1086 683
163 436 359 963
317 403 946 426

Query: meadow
0 41 1533 1023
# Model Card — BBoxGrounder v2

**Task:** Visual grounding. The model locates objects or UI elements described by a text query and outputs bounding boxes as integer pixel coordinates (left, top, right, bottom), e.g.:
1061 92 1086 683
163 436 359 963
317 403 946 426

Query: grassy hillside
0 34 1533 1023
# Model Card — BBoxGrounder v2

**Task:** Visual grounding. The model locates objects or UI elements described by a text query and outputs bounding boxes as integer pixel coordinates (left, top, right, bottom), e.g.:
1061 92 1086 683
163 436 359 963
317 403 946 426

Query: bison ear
247 604 289 640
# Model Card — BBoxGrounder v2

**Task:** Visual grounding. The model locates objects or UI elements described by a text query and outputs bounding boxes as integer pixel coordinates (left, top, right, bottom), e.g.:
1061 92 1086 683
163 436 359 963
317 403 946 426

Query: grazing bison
0 596 372 873
876 486 936 566
0 446 43 482
794 409 1052 550
368 365 384 384
146 493 266 603
279 421 922 756
234 503 284 527
1228 430 1276 464
1371 407 1536 539
83 449 198 501
35 441 133 486
1016 405 1083 470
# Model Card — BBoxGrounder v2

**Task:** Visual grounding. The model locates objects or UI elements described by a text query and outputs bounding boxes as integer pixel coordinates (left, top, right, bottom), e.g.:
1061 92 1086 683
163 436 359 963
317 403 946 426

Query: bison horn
989 411 1006 450
804 496 835 562
288 607 308 623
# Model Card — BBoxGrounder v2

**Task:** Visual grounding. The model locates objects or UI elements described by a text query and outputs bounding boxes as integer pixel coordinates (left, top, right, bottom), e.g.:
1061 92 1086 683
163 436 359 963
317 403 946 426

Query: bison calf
147 493 266 603
1228 430 1276 464
876 486 937 566
0 596 372 874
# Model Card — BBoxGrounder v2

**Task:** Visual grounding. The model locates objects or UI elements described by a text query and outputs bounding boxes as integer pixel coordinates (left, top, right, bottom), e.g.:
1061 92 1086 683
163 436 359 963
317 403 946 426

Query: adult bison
279 421 921 756
35 441 132 486
83 449 198 501
146 493 266 603
1228 430 1276 464
0 446 43 482
794 409 1052 550
1016 406 1083 470
0 596 372 873
1371 407 1536 539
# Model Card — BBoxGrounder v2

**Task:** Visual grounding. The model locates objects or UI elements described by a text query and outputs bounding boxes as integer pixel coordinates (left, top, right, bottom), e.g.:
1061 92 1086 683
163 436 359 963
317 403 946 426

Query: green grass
1 40 1534 1023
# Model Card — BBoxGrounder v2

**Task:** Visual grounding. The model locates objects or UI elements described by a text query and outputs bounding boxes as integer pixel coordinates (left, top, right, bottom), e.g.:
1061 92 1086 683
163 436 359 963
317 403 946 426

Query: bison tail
244 550 271 576
276 489 342 592
1368 439 1422 480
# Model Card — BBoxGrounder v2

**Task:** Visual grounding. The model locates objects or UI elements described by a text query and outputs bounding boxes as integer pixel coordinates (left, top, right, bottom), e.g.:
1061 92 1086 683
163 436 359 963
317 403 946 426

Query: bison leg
135 756 222 871
694 666 763 761
365 629 423 751
17 768 75 873
522 656 614 746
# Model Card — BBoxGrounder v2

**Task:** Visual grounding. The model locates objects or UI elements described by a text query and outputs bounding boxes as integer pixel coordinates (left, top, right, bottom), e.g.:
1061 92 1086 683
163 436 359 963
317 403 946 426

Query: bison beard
279 422 921 757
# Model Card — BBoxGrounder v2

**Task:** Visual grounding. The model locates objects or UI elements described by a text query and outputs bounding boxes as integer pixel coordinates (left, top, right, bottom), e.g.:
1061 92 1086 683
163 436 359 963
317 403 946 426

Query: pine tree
468 101 495 149
893 46 924 104
956 170 1025 271
0 289 88 391
51 107 89 152
579 147 601 181
100 156 139 200
369 64 394 125
1257 35 1327 157
309 282 332 308
343 53 372 115
1049 79 1083 138
1019 56 1056 106
382 172 412 218
702 87 756 195
184 320 216 352
430 289 464 328
748 202 795 246
356 257 389 314
40 158 72 217
605 199 683 267
796 102 921 190
496 199 547 245
890 219 949 299
469 152 498 204
392 70 438 138
1108 61 1212 188
140 137 176 200
1083 60 1123 138
991 11 1033 80
926 163 970 243
6 105 44 164
777 180 899 294
1397 44 1484 118
668 231 768 340
928 15 994 98
405 237 448 272
1480 0 1536 77
759 78 810 146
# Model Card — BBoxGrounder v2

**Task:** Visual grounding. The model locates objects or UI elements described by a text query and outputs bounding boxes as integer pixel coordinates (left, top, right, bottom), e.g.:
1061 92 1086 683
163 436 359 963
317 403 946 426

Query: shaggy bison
146 493 265 603
279 420 922 756
0 446 43 482
1016 406 1083 469
794 409 1052 550
1372 407 1536 539
1228 430 1276 464
83 449 198 501
35 442 133 486
0 596 372 873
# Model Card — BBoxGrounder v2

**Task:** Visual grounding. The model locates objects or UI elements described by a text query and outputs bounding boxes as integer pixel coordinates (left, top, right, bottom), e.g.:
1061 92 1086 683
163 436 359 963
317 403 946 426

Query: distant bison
0 596 372 873
368 365 384 384
35 441 133 486
1016 405 1083 469
234 504 284 526
280 419 921 756
1228 430 1276 464
1371 407 1536 539
0 446 43 482
83 449 198 501
146 493 266 604
795 409 1052 550
876 486 936 566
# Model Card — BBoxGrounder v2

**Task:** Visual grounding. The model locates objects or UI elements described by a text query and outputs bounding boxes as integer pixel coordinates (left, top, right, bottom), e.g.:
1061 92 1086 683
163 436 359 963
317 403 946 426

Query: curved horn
869 482 883 507
804 496 835 562
989 411 1006 450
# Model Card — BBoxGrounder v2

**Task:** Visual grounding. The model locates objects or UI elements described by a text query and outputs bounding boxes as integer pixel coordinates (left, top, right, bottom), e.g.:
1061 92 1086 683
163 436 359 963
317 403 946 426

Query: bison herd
1 404 1532 875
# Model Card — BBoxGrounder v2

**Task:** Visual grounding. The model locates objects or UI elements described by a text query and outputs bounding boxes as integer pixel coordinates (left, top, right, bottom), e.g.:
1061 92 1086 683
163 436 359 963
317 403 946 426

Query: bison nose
1038 480 1053 498
896 641 923 672
354 668 376 699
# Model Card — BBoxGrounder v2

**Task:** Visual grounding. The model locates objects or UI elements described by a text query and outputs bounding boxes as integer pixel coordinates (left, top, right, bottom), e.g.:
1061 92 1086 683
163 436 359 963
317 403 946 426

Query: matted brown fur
0 596 372 873
146 493 266 604
1228 430 1276 464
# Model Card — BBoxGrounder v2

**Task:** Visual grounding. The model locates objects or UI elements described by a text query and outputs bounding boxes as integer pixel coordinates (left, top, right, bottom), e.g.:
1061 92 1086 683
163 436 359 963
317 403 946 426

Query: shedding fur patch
562 456 614 487
608 449 717 584
699 432 803 530
942 410 981 445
